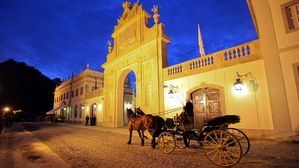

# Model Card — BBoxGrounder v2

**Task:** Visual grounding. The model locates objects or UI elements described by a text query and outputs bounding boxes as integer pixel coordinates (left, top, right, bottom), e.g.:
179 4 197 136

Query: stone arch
186 82 226 128
116 68 138 127
101 2 170 127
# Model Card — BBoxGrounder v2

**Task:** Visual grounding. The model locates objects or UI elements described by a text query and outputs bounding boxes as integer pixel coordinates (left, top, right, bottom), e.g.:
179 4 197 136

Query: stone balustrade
163 40 261 80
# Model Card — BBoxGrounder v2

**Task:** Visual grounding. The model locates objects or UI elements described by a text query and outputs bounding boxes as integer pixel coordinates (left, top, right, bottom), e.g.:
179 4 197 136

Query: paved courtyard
1 122 299 168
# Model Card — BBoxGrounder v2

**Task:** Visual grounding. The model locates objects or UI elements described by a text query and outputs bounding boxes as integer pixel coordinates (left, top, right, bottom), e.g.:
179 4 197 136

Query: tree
0 59 56 120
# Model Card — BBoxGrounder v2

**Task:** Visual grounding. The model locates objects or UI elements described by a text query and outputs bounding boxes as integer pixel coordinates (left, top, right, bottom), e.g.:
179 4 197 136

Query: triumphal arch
102 1 170 127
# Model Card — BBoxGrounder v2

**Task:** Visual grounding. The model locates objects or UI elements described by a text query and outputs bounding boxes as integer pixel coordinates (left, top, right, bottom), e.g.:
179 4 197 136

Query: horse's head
127 108 134 119
136 107 145 116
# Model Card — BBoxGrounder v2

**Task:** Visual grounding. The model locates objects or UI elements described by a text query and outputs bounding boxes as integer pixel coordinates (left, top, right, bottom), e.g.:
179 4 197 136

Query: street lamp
3 107 10 113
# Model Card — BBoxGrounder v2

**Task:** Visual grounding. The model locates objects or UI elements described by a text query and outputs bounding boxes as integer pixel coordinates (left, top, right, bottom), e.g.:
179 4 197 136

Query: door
191 87 222 128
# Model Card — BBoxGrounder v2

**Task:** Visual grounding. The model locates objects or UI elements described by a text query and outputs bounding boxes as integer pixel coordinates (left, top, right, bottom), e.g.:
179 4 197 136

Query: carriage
157 115 250 167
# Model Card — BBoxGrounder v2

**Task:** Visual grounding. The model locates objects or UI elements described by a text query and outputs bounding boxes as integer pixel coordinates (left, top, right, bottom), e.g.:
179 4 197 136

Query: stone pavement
0 123 70 168
63 122 153 138
1 122 299 168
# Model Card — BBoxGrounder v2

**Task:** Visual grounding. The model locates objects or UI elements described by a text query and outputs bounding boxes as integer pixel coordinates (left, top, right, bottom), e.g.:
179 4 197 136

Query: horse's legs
137 130 144 146
143 129 148 139
150 130 156 149
127 127 133 145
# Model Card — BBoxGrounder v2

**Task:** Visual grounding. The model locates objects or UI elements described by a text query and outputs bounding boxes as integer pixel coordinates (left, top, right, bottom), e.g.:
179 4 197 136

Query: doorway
191 87 223 128
123 71 136 125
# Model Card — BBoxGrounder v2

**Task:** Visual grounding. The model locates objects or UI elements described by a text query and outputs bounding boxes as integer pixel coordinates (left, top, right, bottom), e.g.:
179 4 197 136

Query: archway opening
123 71 136 126
89 103 97 126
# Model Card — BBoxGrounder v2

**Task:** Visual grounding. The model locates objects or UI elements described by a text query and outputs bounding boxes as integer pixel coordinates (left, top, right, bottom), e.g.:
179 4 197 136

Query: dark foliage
0 59 57 120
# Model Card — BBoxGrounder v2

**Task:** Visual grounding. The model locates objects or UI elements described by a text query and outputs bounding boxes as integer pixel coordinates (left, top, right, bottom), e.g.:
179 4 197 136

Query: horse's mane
136 107 145 116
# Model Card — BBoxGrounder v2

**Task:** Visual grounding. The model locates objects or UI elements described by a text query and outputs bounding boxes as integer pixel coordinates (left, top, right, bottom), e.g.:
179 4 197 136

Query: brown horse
136 108 165 149
127 108 146 146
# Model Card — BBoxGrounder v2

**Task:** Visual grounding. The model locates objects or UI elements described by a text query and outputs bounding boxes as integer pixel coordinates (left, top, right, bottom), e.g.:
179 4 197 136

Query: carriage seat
205 115 240 126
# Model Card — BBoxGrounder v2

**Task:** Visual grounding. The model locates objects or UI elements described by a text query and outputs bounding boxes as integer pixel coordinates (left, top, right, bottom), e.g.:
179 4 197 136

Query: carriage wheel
158 132 176 154
174 130 186 149
226 128 250 156
203 130 242 167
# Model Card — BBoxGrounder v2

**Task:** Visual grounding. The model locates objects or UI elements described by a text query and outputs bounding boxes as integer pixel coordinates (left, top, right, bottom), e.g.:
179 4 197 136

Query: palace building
52 0 299 138
51 64 134 125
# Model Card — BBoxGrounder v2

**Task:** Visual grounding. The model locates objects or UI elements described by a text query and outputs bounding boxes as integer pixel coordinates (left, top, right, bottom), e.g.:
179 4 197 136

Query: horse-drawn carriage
157 115 250 167
126 108 250 167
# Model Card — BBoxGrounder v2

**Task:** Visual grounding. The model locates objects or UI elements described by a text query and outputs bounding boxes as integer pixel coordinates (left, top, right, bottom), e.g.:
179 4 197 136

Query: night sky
0 0 258 79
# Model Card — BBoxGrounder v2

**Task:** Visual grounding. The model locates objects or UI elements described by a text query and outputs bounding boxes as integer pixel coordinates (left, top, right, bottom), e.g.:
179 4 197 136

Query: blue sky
0 0 258 79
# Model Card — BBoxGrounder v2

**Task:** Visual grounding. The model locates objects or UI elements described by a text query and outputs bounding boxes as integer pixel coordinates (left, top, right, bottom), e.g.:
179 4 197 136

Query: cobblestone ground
2 122 299 168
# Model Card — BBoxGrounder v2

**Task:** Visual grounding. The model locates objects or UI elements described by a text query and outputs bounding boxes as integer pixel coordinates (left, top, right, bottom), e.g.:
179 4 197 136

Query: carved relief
115 1 142 29
144 82 152 107
143 61 152 79
118 22 137 51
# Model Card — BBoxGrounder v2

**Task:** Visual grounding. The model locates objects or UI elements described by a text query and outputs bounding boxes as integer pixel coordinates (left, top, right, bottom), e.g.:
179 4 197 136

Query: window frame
281 0 299 33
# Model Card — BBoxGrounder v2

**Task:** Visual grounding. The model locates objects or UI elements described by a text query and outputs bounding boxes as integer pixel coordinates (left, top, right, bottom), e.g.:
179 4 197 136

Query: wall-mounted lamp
234 76 244 91
233 72 252 96
163 84 178 94
233 72 252 90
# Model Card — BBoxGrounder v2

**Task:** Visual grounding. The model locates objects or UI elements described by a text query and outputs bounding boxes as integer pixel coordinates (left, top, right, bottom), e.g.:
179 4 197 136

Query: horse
126 108 146 146
136 108 165 149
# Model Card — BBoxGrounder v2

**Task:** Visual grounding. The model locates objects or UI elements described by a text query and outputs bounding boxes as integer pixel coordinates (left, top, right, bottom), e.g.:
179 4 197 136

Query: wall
249 0 292 133
268 0 299 132
163 59 273 130
84 96 104 125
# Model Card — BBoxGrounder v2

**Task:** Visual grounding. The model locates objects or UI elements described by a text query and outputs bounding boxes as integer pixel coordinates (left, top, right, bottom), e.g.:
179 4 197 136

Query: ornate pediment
115 1 145 30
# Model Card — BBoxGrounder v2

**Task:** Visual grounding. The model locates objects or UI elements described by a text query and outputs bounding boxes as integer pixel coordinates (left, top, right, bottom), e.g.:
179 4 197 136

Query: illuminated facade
99 0 299 138
53 65 134 125
53 65 104 123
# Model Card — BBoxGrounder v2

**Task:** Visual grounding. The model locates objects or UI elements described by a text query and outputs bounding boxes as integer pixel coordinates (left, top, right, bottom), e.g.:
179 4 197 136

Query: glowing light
234 78 244 91
232 84 249 96
3 107 10 112
98 103 103 111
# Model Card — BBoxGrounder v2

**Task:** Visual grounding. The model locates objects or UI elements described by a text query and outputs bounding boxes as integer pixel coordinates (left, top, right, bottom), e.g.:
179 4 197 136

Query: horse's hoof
127 141 131 145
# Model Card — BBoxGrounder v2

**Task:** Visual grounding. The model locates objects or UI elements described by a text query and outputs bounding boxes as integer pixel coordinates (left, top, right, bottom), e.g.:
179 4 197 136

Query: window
75 89 79 97
63 93 65 100
66 92 68 99
71 91 74 98
282 1 299 32
80 87 83 95
85 85 89 92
